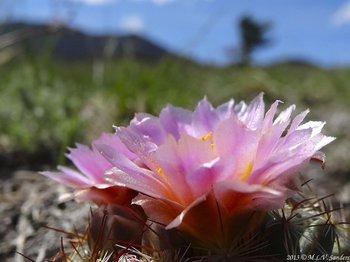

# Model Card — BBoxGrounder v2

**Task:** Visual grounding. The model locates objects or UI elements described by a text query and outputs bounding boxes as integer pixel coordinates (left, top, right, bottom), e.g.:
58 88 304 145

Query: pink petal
248 150 311 185
255 120 291 169
67 144 111 183
192 98 219 137
213 114 259 180
116 127 157 155
297 121 325 134
40 166 93 188
115 127 159 171
273 104 295 125
177 134 217 171
215 99 234 120
239 93 265 130
164 134 218 202
261 100 281 133
106 168 173 201
233 100 247 116
93 132 137 160
96 143 172 200
315 135 336 151
186 156 235 197
286 109 310 135
154 135 196 204
159 104 193 140
130 113 167 145
96 143 157 180
277 128 313 151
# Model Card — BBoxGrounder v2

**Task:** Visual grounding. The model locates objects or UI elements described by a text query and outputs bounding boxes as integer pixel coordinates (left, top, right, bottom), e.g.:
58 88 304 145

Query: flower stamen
156 167 170 184
242 162 253 181
201 132 215 149
201 132 213 141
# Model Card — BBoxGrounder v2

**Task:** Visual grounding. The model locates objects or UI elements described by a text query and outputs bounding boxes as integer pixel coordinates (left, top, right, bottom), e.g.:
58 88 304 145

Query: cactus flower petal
41 133 137 205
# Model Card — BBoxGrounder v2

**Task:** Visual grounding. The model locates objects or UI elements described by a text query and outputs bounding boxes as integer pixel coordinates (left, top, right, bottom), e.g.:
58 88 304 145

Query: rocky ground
0 170 91 262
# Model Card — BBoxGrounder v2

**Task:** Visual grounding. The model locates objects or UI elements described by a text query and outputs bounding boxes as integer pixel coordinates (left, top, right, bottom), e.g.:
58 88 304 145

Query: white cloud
120 14 144 32
331 1 350 26
71 0 116 5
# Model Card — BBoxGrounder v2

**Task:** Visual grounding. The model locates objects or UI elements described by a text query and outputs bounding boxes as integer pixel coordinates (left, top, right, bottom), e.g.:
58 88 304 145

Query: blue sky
1 0 350 66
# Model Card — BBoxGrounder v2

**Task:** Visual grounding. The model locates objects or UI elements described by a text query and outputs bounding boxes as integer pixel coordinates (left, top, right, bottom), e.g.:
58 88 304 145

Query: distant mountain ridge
0 22 180 61
0 22 320 67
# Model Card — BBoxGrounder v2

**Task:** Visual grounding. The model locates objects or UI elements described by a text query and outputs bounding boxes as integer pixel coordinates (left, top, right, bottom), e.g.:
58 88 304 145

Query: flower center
201 132 215 149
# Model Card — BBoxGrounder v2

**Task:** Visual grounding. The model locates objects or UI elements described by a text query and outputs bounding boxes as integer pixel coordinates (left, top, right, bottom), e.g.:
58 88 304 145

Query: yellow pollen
155 167 181 204
156 167 171 185
242 162 253 181
201 132 213 141
201 132 215 149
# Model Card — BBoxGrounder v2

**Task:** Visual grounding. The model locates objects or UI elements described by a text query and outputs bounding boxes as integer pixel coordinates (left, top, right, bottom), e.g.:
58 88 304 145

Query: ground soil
0 170 91 262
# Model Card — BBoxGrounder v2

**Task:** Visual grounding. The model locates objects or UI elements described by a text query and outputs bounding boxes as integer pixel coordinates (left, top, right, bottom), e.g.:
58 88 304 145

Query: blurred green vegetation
1 55 350 168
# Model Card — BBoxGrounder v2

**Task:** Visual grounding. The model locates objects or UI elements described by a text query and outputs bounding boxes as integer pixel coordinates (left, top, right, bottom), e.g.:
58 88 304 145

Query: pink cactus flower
41 133 137 205
95 93 335 247
42 93 335 248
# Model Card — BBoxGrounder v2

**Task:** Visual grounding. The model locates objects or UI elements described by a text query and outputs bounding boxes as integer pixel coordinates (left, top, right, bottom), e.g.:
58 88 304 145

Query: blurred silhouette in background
238 15 271 66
